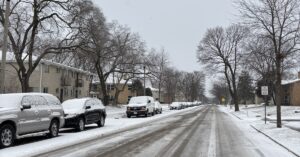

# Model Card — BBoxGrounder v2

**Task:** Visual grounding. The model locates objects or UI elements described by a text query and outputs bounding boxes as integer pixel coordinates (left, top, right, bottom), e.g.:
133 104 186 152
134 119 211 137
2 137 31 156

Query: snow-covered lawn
219 105 300 157
0 105 202 157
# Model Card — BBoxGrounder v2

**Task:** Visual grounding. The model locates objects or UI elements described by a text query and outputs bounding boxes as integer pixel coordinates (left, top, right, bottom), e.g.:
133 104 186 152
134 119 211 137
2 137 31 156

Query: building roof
0 51 93 76
282 79 300 85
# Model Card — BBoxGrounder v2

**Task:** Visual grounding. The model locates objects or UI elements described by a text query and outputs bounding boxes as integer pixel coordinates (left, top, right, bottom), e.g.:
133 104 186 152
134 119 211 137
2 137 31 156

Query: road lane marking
208 106 216 157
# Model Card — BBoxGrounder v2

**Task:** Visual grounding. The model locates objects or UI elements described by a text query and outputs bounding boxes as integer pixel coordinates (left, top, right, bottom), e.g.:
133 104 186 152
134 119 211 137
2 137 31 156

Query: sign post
261 86 268 124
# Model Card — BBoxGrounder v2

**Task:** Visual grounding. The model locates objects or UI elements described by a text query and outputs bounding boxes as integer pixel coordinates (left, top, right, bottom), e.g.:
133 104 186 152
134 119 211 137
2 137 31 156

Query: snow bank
219 105 300 157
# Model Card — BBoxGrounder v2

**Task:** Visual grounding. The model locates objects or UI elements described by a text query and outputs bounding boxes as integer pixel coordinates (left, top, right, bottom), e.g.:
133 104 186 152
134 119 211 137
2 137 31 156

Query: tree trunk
100 78 109 106
113 90 120 106
232 76 239 111
275 61 282 128
20 75 30 93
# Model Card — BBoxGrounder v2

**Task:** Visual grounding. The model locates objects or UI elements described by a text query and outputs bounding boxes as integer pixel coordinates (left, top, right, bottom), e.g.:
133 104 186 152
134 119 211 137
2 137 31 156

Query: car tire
76 117 85 132
145 110 148 117
97 114 105 127
0 124 15 148
127 114 131 118
48 120 59 138
152 111 155 116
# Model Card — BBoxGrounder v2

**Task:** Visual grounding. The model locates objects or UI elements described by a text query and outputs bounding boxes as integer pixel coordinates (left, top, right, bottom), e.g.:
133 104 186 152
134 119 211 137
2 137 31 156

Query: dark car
62 98 106 131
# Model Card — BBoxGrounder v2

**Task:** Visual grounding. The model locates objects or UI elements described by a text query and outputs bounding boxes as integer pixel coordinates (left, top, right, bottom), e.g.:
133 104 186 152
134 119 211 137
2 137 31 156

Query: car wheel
152 111 155 116
97 114 105 127
76 117 85 132
127 114 131 118
145 110 148 117
48 120 59 138
0 124 15 148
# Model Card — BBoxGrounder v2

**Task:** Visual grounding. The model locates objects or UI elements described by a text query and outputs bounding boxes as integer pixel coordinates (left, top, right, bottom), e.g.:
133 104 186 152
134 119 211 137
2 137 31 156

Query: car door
18 95 41 134
36 96 51 131
90 99 101 123
84 99 94 124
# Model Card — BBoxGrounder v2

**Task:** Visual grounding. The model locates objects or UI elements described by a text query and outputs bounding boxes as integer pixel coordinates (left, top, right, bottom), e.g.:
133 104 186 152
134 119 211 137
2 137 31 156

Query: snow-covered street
0 104 297 157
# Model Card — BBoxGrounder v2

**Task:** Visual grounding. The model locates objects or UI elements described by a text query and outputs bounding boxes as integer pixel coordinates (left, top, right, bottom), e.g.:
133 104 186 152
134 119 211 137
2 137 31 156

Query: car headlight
141 106 146 110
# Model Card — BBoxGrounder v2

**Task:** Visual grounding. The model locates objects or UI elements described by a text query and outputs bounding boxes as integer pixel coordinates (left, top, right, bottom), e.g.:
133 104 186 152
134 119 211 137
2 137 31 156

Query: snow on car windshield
129 96 149 104
0 94 22 108
62 99 87 109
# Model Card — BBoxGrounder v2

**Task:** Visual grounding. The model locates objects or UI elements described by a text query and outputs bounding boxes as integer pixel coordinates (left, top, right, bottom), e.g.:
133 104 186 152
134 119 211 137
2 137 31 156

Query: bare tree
0 0 86 92
147 48 169 102
238 0 300 127
162 67 180 103
177 71 205 102
197 24 249 111
210 80 230 104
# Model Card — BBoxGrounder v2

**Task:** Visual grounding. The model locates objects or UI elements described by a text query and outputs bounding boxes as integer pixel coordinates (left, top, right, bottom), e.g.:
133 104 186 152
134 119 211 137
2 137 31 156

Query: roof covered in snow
282 79 300 85
0 51 93 75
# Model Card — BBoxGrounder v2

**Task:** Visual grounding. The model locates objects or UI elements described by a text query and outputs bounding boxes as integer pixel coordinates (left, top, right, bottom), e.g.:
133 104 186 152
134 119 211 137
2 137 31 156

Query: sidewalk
219 105 300 157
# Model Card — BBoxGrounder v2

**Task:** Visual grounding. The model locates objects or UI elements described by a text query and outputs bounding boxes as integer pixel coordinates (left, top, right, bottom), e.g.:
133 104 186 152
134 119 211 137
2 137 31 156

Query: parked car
154 101 162 114
62 98 106 131
170 102 182 110
0 93 65 148
126 96 155 118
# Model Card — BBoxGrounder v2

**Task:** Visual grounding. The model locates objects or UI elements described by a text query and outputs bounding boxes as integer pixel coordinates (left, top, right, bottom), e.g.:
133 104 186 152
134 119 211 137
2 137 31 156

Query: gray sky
93 0 236 72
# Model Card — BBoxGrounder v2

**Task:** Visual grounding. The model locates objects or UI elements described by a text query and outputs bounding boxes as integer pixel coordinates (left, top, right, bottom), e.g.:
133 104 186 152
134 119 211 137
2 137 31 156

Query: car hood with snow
62 99 86 116
170 102 181 107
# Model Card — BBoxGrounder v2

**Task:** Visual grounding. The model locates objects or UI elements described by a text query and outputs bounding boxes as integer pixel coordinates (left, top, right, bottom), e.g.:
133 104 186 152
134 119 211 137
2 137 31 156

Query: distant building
282 72 300 106
90 79 137 104
1 52 93 102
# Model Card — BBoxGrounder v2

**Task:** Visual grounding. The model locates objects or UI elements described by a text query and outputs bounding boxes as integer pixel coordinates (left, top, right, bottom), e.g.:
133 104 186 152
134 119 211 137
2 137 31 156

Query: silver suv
0 93 65 148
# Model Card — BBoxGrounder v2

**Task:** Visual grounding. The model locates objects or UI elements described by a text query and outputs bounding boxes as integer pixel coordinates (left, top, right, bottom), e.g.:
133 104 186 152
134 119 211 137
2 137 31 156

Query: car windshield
0 94 21 108
62 99 86 109
129 97 149 104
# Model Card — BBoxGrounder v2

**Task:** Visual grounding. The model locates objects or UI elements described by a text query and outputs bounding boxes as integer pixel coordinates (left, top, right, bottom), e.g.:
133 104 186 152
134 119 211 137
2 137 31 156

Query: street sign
261 86 268 96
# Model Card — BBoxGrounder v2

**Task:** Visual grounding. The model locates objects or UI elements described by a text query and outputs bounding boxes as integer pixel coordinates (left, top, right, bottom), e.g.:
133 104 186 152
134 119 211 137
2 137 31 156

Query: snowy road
30 105 295 157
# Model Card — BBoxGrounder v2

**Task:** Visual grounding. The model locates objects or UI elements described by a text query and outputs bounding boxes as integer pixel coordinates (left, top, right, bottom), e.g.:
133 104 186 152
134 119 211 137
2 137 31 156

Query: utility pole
143 65 146 96
0 0 10 93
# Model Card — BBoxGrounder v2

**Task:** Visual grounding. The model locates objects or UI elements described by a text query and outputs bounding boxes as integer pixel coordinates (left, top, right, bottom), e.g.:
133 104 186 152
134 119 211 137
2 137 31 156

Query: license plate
133 112 137 114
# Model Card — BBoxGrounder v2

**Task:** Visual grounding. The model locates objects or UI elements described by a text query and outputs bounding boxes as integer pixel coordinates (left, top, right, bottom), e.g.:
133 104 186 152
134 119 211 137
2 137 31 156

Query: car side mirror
148 100 151 103
85 106 91 110
21 103 31 110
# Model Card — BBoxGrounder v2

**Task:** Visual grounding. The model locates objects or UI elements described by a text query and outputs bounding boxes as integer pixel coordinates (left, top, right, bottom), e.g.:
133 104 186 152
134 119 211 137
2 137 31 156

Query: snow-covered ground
0 104 200 157
219 105 300 156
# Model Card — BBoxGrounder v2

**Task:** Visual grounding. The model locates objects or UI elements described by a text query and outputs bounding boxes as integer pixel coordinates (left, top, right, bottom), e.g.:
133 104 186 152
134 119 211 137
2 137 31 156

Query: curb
230 112 243 120
250 125 300 157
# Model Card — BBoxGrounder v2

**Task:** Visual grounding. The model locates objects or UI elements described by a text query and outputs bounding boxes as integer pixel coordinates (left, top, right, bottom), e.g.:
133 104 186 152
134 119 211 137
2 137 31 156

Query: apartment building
1 53 92 102
91 81 137 105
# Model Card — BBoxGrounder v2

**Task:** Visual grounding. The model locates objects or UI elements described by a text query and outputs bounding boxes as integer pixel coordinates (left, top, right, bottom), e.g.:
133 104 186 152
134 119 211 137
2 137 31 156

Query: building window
128 85 132 91
79 90 81 96
56 68 60 73
44 65 50 73
110 96 115 101
56 88 59 94
43 87 48 93
64 89 68 97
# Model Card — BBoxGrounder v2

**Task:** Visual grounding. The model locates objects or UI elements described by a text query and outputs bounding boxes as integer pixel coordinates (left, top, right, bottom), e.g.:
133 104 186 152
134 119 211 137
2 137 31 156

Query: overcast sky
92 0 236 72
